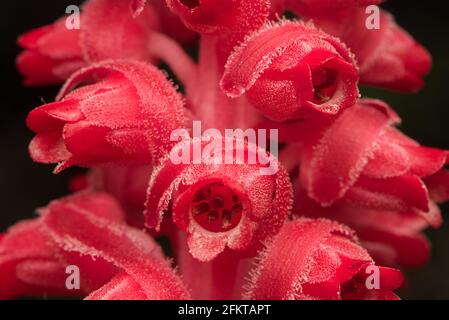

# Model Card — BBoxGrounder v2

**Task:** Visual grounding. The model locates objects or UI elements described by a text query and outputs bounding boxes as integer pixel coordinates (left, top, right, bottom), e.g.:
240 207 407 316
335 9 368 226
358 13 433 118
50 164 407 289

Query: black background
0 1 448 299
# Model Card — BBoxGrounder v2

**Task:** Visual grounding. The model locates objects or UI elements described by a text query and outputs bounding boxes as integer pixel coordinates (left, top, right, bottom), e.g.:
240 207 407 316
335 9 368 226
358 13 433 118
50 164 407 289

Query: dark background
0 1 448 299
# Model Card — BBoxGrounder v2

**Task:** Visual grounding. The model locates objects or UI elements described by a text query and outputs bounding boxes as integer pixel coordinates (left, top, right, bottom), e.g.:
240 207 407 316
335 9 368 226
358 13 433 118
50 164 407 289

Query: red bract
27 60 185 172
245 219 403 300
17 19 85 86
221 21 359 122
305 7 432 92
144 137 293 261
131 0 197 44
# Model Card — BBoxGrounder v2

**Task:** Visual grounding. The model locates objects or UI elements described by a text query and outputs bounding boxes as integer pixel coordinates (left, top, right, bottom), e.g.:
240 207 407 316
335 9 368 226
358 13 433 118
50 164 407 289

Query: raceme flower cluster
1 0 446 300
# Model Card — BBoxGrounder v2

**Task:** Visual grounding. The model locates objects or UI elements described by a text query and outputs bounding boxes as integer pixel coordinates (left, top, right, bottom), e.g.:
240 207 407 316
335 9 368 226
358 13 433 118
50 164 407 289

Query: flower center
180 0 200 9
191 182 243 232
311 67 338 104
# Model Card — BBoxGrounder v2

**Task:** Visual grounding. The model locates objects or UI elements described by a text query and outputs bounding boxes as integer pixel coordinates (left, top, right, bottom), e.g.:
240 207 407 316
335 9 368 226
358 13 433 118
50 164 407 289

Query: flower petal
425 169 449 203
245 219 390 300
81 0 159 62
42 196 190 299
85 272 148 300
306 99 398 206
221 21 359 121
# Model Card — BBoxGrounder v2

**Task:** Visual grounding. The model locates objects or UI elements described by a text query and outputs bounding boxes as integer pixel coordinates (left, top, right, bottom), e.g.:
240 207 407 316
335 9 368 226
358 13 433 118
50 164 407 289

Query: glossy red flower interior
3 0 447 301
190 181 244 233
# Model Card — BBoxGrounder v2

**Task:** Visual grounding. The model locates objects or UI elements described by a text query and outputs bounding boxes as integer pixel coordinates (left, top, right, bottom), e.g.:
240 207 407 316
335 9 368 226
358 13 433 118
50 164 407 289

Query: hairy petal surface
307 7 432 92
27 60 185 172
246 219 403 300
82 0 160 63
221 21 359 121
145 137 293 261
41 193 190 300
16 19 84 86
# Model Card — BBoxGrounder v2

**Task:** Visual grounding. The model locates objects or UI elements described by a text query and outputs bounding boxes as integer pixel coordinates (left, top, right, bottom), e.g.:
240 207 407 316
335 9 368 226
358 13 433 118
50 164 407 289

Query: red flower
16 19 85 86
0 192 124 299
295 189 434 268
292 99 448 267
358 10 431 92
245 219 404 300
167 0 272 65
81 0 159 63
27 60 185 173
0 192 190 300
221 21 359 122
0 219 74 299
42 193 191 300
299 99 448 223
17 0 160 86
296 6 432 92
144 137 293 261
